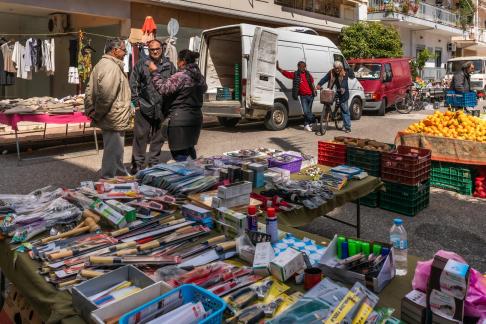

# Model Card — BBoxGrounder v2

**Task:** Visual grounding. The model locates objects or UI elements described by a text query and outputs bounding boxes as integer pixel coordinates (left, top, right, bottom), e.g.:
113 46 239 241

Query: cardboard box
90 281 172 324
90 199 127 228
105 200 136 222
270 247 305 282
253 242 275 275
427 255 470 322
215 207 247 238
401 290 427 324
217 181 252 199
72 265 155 321
211 194 250 209
318 235 395 293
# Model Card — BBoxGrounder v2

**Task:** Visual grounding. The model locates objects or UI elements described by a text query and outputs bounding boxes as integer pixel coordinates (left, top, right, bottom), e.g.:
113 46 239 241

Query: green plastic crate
430 162 474 195
380 180 430 216
346 145 395 177
359 191 379 208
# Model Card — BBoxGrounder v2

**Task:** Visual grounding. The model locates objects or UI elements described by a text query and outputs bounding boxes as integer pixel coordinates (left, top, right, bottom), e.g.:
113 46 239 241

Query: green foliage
339 22 403 59
410 48 434 79
458 0 474 30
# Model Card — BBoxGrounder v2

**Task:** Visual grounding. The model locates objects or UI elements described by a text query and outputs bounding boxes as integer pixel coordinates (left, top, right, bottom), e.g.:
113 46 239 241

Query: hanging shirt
50 38 55 74
123 40 132 73
69 39 78 67
24 38 33 73
42 39 55 75
0 42 15 86
12 42 32 80
1 43 16 73
30 38 42 72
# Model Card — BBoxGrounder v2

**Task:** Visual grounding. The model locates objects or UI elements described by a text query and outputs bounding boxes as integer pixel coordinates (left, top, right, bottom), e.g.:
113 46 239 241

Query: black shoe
344 129 351 133
130 165 140 175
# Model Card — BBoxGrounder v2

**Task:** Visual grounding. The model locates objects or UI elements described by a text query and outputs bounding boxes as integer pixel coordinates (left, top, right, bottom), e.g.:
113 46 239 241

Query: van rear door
246 27 278 108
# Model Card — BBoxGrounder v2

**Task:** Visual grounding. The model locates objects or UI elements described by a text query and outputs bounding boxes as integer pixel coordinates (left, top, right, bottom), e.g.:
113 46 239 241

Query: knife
178 241 237 269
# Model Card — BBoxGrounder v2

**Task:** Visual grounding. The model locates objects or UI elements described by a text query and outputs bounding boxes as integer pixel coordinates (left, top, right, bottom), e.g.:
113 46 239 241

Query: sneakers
304 125 313 132
344 129 351 133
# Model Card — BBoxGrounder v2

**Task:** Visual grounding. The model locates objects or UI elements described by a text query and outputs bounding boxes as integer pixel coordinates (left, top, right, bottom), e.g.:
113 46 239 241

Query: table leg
15 130 20 161
43 123 47 139
356 198 361 238
65 124 68 136
0 270 5 309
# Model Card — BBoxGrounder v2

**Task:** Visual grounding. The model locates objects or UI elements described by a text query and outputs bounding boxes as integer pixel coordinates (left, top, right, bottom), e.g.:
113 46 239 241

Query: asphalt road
1 110 485 271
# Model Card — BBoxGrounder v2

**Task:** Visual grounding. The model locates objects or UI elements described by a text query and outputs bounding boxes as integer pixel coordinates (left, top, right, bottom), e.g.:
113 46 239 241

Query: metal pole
15 130 20 161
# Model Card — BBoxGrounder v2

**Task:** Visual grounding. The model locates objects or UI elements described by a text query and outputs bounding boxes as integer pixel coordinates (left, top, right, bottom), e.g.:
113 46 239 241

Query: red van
348 58 412 116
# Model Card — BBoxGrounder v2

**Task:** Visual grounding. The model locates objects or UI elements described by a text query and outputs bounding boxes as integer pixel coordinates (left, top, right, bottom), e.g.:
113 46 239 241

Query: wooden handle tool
89 256 116 265
80 269 104 278
40 226 90 244
217 241 237 252
206 235 226 245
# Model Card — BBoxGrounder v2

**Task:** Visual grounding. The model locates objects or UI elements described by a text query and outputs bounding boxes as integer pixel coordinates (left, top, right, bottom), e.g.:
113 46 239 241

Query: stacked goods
404 111 486 142
381 146 432 216
234 63 241 100
473 169 486 198
216 87 232 101
317 141 346 167
343 138 395 207
335 136 395 152
431 162 474 195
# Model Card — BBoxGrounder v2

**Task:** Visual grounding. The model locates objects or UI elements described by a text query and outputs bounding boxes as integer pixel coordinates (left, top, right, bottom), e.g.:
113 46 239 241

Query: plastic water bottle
390 218 408 276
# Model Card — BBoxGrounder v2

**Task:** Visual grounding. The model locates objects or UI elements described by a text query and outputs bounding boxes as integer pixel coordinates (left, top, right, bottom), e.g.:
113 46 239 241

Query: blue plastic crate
119 284 226 324
446 90 477 107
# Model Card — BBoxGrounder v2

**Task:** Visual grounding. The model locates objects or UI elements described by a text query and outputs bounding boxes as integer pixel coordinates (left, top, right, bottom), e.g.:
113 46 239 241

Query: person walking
85 38 131 178
148 49 207 161
316 61 352 133
129 39 176 174
276 61 316 131
450 61 474 93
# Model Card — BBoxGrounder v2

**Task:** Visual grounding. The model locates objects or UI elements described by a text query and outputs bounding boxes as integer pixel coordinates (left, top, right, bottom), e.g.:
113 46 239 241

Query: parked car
198 23 365 130
348 58 412 116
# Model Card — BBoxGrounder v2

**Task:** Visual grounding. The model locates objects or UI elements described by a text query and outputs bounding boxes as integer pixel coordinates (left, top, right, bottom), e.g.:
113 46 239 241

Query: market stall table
0 112 98 161
275 165 384 237
0 225 413 324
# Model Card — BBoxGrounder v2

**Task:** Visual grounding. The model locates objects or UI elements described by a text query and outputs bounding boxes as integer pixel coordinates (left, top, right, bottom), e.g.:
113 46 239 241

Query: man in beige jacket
85 38 131 178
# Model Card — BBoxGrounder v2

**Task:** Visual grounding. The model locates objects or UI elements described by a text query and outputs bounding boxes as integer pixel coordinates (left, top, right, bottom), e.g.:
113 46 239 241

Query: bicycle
394 87 432 114
316 96 343 135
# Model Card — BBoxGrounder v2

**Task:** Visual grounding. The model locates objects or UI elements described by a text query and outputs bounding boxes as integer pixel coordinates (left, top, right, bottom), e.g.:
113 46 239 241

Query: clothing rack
0 31 116 39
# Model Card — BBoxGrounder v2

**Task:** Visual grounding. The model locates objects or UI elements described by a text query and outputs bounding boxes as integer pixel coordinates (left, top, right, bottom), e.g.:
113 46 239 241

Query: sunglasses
149 48 162 52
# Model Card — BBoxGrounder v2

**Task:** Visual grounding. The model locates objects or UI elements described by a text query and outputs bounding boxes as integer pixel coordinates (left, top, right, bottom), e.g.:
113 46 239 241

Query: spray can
247 205 258 232
266 207 278 243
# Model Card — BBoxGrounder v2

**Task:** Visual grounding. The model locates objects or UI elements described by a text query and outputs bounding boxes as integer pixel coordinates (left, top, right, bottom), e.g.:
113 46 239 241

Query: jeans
299 95 316 126
339 100 351 131
171 147 197 162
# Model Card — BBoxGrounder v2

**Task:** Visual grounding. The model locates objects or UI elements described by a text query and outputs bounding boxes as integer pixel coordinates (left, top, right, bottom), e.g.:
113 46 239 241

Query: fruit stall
397 111 486 198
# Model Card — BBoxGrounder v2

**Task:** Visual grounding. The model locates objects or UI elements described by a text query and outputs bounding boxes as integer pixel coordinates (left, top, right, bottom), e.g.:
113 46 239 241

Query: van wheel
350 98 362 120
217 117 240 128
264 102 288 131
378 99 386 116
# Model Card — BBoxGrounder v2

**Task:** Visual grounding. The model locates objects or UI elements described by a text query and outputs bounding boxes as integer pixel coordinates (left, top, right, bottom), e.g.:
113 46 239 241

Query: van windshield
350 63 382 80
446 60 484 74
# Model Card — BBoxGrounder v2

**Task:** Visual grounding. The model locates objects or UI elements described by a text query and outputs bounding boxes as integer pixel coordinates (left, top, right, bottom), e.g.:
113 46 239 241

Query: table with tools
0 223 415 324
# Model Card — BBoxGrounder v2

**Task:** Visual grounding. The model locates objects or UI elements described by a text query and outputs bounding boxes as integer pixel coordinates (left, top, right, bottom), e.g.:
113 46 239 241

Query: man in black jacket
130 39 176 174
450 61 474 93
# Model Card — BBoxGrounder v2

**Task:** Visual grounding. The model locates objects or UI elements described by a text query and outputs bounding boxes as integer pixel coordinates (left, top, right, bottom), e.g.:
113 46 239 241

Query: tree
458 0 475 30
410 48 434 80
339 22 403 59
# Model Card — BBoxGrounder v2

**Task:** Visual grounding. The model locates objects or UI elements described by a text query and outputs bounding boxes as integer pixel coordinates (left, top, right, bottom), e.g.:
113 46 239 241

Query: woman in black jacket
148 49 207 161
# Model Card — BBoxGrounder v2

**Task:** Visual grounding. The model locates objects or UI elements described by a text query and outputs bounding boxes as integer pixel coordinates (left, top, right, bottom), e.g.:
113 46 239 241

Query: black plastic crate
359 191 380 208
346 147 381 177
380 180 430 216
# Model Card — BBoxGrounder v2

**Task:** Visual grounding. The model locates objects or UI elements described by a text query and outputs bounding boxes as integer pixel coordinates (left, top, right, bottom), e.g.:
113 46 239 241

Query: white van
444 56 486 90
199 24 365 130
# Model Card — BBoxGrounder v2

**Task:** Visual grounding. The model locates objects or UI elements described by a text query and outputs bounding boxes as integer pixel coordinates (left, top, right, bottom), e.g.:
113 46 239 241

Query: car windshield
446 60 484 74
351 63 382 80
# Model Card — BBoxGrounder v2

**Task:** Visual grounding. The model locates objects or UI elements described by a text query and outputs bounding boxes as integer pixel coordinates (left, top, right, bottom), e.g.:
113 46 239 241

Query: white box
253 242 275 276
269 247 305 282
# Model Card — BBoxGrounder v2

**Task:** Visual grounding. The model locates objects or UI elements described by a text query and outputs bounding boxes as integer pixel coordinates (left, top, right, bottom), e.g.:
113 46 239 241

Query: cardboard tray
72 265 155 322
318 235 395 293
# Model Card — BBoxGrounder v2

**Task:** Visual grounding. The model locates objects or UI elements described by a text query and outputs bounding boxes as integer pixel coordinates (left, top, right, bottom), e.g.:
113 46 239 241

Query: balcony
368 0 465 36
275 0 341 18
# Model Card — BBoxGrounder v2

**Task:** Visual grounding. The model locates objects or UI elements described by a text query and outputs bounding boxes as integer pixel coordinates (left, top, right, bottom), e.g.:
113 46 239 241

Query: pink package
412 250 486 319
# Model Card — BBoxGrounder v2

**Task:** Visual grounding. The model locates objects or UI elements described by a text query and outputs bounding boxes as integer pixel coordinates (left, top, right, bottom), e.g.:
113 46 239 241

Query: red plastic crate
318 141 346 167
381 146 431 185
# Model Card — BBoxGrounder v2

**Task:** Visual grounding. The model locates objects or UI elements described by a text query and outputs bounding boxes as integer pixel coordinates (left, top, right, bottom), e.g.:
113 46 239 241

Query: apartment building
367 0 469 81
